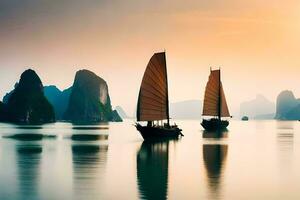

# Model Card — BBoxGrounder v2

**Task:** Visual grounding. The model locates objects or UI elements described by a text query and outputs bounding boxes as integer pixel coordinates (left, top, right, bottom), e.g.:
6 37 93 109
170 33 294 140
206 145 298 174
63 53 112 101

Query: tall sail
220 84 230 117
137 52 169 121
202 69 230 118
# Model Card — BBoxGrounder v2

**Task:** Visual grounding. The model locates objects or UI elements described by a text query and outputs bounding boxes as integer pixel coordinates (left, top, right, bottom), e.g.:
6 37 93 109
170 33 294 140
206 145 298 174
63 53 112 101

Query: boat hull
135 124 182 140
201 119 229 131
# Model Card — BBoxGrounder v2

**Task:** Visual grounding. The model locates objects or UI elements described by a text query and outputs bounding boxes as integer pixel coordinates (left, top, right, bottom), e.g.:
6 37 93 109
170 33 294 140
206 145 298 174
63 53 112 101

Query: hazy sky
1 0 300 116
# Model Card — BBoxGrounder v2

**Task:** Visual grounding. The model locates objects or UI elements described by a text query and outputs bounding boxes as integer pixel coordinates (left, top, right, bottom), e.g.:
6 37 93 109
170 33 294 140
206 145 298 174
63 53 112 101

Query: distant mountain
115 106 129 119
64 69 122 122
2 69 55 124
275 90 300 120
44 85 72 120
239 95 275 118
170 100 202 119
253 113 275 120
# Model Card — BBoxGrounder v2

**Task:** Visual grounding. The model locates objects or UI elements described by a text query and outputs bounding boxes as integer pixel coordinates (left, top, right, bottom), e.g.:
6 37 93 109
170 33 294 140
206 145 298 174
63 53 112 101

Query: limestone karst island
0 69 122 124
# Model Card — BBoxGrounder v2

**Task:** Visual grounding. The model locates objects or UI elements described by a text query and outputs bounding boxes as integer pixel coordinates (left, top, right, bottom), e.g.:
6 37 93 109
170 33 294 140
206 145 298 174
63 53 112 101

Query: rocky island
64 69 122 123
44 85 72 120
1 69 55 124
0 101 5 121
275 90 300 120
0 69 122 123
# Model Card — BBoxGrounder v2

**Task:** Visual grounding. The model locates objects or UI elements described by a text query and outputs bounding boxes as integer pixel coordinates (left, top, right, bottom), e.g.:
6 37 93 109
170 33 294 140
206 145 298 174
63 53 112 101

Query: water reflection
16 144 42 200
3 120 300 199
136 141 170 200
16 126 43 130
277 131 294 150
276 121 294 130
6 134 44 141
203 130 228 139
70 124 109 141
276 121 294 174
72 122 109 127
72 127 109 130
276 121 294 154
203 144 228 199
71 134 108 141
71 144 108 199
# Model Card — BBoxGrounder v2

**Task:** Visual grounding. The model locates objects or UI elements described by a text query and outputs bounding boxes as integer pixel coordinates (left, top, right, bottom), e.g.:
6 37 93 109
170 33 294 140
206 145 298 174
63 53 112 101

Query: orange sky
1 0 300 116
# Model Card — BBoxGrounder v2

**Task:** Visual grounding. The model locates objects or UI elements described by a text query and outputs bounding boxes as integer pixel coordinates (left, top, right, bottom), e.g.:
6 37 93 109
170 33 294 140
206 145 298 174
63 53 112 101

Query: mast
165 51 170 126
218 68 221 120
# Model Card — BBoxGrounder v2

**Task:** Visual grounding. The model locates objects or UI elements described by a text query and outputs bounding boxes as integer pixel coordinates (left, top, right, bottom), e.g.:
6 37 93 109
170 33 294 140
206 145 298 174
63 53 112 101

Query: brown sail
137 52 169 121
202 69 230 118
220 83 230 117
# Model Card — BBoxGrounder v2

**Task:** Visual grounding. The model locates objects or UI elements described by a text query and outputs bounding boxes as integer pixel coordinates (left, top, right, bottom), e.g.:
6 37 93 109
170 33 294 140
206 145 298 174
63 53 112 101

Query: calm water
0 120 300 200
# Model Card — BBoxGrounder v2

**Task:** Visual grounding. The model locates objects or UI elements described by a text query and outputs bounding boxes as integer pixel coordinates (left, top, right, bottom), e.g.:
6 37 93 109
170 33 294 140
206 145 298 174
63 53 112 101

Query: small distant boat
135 52 183 140
242 116 249 121
201 68 231 131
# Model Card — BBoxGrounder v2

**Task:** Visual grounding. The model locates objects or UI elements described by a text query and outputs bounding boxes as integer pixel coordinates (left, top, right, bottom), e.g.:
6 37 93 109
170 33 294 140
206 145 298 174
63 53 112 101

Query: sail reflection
203 144 228 199
16 144 42 200
136 141 170 200
71 144 108 199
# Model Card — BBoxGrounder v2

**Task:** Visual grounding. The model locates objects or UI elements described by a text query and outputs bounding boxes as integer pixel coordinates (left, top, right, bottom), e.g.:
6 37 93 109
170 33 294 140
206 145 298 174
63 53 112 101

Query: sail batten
140 101 167 110
139 94 165 105
141 83 166 99
143 68 166 90
202 69 230 118
149 60 165 80
137 52 169 121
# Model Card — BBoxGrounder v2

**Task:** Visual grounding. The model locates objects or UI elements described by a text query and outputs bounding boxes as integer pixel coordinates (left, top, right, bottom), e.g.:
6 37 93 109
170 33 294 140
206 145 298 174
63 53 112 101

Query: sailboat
135 52 183 140
201 68 231 131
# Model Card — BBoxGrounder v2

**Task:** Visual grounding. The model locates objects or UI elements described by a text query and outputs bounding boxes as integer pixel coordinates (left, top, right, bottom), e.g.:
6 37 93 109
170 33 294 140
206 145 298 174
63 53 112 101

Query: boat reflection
203 144 228 199
203 130 228 139
16 144 42 200
136 140 171 200
71 144 108 199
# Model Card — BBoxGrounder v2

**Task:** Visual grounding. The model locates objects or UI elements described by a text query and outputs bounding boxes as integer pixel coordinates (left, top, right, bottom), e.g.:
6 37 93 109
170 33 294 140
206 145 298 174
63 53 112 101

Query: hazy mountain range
170 100 202 119
115 106 129 119
115 100 202 120
239 94 275 119
168 96 276 120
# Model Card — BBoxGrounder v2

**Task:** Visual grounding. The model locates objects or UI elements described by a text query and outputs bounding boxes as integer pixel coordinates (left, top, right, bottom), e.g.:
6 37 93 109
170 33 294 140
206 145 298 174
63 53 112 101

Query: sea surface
0 120 300 200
